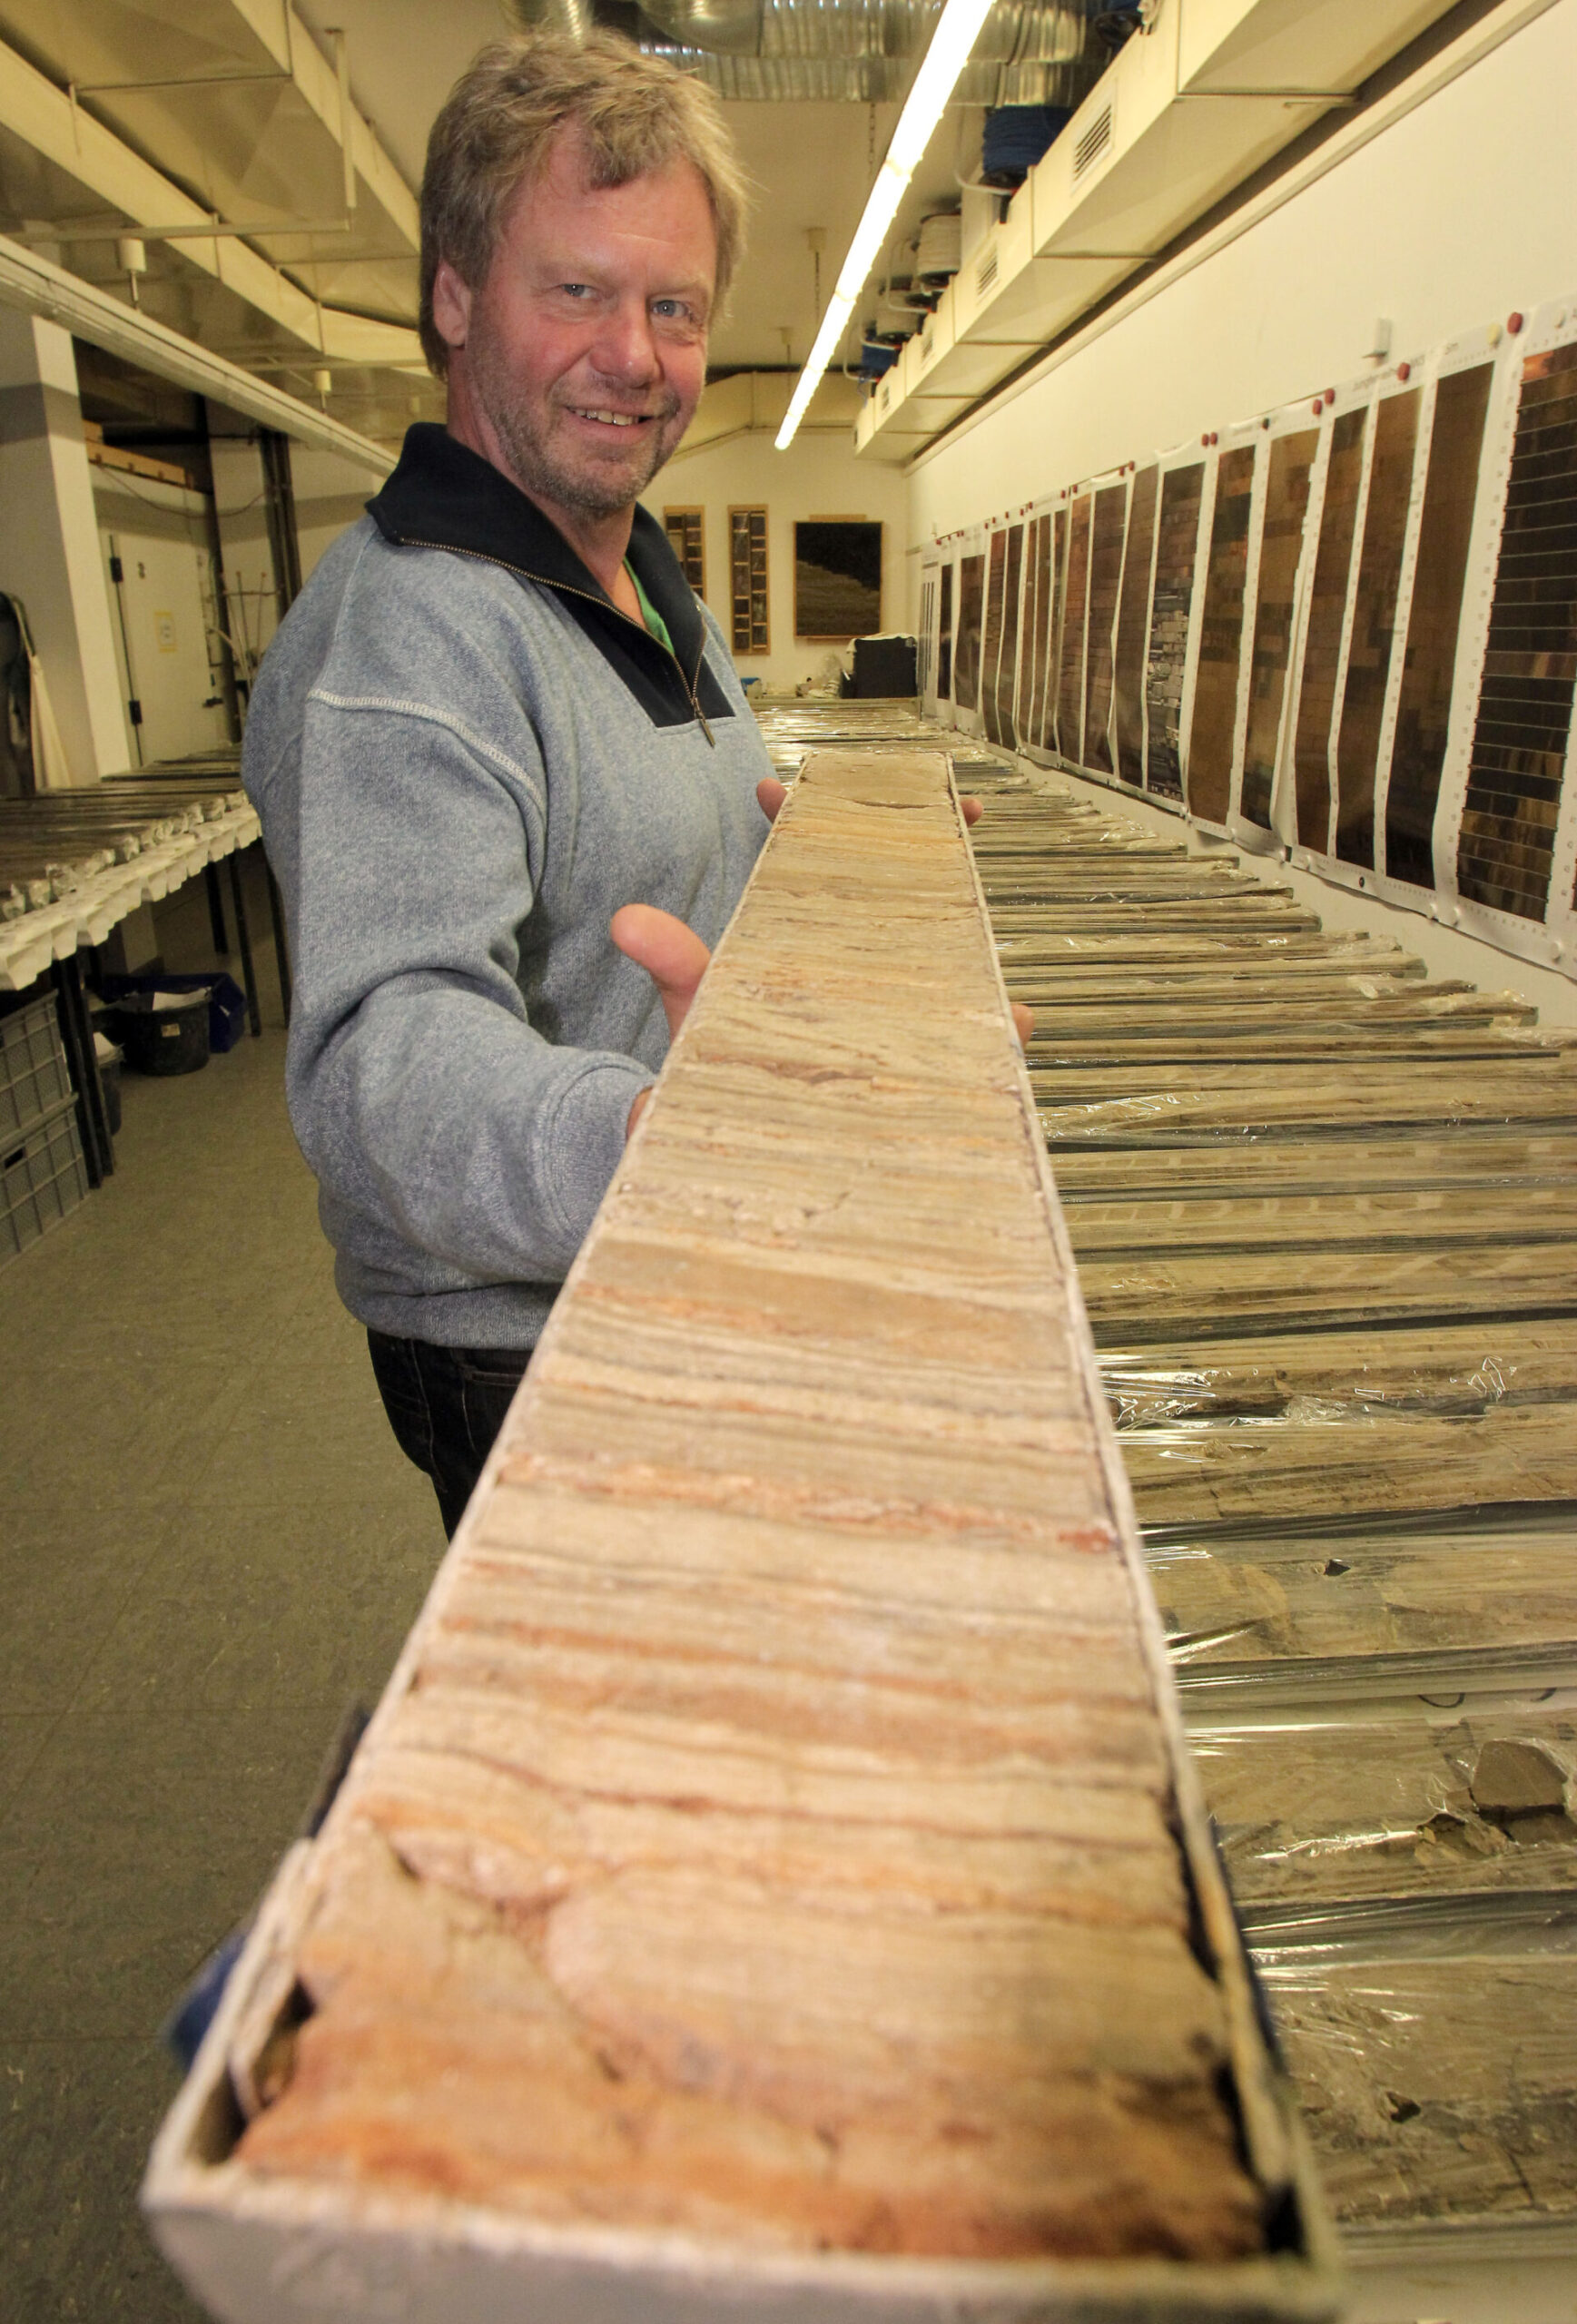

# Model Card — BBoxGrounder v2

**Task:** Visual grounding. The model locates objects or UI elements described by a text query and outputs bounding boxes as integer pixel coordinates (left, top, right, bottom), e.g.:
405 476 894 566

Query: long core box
144 751 1340 2322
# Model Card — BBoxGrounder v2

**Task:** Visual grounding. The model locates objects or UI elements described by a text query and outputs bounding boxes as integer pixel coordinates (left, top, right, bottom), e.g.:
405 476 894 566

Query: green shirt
626 561 673 657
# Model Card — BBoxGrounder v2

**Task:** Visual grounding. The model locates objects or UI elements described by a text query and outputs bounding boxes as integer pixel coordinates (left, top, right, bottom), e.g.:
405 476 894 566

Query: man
244 34 777 1532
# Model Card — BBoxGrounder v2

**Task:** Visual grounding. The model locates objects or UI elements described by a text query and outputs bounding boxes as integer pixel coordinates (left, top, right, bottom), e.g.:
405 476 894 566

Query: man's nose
593 300 660 384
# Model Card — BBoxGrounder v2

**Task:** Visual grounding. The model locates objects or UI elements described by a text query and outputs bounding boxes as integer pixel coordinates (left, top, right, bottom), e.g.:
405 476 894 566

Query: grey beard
482 369 678 520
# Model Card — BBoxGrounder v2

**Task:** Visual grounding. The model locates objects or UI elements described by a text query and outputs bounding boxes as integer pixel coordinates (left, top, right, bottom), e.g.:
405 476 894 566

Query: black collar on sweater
366 424 732 734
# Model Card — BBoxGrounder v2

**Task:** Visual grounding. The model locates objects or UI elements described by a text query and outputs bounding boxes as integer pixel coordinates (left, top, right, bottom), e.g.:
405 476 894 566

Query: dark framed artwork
663 506 705 594
793 519 882 640
728 507 769 654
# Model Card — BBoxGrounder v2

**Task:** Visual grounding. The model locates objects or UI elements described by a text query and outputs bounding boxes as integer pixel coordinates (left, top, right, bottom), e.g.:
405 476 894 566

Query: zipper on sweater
397 535 717 747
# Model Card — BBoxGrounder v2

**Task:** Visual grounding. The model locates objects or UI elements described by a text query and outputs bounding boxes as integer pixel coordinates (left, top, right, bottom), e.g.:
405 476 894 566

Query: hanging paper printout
1084 478 1129 777
1055 489 1093 767
1444 299 1577 967
979 526 1010 744
1041 502 1069 757
1015 509 1049 753
1145 451 1211 803
1186 427 1260 830
1030 507 1060 755
918 561 940 713
1112 464 1159 789
994 521 1027 748
936 556 955 707
921 287 1577 980
1380 330 1502 890
952 532 986 720
1234 408 1321 840
1333 376 1425 870
1287 386 1374 857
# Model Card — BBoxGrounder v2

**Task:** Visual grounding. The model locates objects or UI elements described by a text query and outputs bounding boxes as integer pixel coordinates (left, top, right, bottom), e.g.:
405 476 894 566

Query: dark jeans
367 1330 533 1538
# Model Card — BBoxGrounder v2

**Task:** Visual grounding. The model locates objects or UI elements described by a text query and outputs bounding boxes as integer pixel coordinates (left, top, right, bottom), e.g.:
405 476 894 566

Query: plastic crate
0 993 73 1144
0 1098 91 1270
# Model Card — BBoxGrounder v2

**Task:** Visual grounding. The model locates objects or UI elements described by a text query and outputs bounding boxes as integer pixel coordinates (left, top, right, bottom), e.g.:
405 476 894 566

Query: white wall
0 311 129 781
907 1 1577 556
653 422 910 692
93 472 232 766
208 430 370 691
209 432 280 689
292 444 377 584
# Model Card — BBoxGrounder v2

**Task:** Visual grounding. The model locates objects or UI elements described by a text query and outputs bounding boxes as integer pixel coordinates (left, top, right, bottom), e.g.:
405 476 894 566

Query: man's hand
615 785 1025 1132
612 904 712 1138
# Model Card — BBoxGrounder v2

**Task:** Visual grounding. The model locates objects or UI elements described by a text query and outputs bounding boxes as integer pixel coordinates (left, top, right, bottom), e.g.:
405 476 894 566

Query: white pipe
0 229 395 476
331 28 357 216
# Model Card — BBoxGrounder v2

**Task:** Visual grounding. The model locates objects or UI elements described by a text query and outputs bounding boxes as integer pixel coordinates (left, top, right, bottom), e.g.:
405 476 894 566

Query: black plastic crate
0 1098 91 1270
0 993 73 1143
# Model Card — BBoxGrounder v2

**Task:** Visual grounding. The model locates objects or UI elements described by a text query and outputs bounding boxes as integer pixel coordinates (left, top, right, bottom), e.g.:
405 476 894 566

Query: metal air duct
508 0 1098 107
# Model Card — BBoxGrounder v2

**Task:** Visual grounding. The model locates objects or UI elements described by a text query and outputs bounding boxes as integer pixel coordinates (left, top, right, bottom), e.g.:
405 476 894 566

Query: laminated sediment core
232 750 1266 2261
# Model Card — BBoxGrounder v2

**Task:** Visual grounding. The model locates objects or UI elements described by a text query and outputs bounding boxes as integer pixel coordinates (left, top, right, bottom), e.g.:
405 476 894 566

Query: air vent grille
976 242 999 298
1073 102 1114 182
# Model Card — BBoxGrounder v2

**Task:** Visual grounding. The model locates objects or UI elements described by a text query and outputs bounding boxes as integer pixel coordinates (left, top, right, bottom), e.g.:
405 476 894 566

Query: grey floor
0 853 445 2319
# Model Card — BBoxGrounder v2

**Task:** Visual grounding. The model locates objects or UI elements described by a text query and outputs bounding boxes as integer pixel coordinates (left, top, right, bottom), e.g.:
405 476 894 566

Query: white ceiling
289 0 947 372
0 0 972 443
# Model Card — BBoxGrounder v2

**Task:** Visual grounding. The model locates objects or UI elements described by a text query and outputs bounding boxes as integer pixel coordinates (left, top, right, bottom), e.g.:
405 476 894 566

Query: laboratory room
0 0 1573 2319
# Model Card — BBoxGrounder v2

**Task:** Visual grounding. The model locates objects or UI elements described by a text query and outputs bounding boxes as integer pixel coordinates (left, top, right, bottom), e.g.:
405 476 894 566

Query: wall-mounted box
1031 8 1326 269
897 335 974 426
856 373 938 464
951 187 1041 347
902 285 957 390
1177 0 1460 95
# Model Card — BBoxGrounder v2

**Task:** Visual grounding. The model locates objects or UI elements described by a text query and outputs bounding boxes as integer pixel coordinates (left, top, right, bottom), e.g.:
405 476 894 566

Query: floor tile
0 1709 342 2034
0 1718 55 1817
0 2039 206 2320
0 852 445 2303
0 1508 175 1714
181 1388 427 1509
2 1364 253 1513
77 1496 441 1718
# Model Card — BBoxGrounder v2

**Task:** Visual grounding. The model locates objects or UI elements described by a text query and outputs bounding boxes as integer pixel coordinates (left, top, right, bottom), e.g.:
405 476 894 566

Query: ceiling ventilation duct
506 0 597 36
506 0 1097 106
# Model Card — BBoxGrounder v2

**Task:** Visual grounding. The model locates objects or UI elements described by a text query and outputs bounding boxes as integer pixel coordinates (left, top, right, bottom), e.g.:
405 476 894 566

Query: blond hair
419 32 747 374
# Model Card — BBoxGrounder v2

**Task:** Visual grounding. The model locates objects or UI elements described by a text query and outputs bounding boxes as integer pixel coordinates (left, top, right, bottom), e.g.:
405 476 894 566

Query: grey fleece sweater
242 426 771 1347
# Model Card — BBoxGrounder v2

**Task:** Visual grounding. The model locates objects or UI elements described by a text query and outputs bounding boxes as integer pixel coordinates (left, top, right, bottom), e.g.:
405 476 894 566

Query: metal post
204 860 229 954
259 428 303 622
52 952 113 1183
227 851 262 1037
263 852 292 1023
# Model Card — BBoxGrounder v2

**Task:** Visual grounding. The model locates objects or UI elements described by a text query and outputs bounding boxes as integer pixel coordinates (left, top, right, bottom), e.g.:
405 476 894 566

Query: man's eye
559 282 593 299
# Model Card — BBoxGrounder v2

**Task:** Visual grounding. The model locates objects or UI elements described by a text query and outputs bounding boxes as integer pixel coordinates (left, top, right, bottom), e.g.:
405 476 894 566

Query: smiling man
243 35 777 1533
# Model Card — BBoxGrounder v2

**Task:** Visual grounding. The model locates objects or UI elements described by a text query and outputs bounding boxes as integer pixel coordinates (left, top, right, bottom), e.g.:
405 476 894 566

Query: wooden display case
662 506 705 594
728 505 769 654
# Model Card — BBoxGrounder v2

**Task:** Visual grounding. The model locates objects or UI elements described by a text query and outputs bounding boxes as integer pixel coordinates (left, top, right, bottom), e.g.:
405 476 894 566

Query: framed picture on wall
728 507 769 654
794 518 882 640
663 506 705 593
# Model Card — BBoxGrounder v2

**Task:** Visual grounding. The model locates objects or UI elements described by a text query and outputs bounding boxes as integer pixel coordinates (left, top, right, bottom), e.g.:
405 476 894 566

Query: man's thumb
611 905 712 1042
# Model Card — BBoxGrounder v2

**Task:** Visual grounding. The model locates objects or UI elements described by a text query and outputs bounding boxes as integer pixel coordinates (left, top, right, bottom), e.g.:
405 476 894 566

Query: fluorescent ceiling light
774 0 997 452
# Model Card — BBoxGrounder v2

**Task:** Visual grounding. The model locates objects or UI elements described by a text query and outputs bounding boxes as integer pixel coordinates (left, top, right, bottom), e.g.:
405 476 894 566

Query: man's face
437 131 716 527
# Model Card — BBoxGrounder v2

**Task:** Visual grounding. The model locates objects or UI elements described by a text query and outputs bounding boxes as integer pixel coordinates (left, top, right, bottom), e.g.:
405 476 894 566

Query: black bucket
116 991 211 1078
